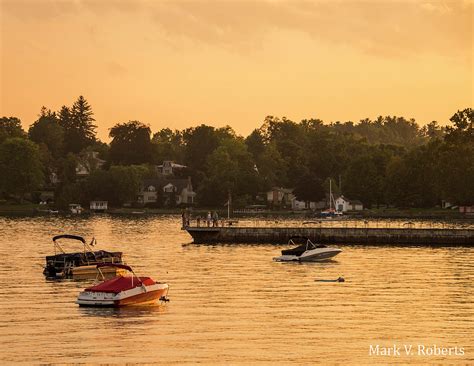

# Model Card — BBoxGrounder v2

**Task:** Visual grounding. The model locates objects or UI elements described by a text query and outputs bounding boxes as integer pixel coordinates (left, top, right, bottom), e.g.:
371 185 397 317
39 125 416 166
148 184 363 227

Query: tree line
0 95 472 209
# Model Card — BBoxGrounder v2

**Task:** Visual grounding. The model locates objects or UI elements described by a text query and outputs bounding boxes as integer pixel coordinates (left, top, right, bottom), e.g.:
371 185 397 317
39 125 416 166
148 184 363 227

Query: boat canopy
85 276 155 293
52 234 86 243
282 236 327 255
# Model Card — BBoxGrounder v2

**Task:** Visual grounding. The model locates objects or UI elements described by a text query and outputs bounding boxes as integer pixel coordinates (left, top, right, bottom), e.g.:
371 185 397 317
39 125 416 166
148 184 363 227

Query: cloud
2 0 472 60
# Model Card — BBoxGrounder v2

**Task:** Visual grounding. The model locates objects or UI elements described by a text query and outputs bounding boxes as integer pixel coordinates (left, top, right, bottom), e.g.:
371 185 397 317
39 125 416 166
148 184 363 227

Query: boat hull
76 283 169 307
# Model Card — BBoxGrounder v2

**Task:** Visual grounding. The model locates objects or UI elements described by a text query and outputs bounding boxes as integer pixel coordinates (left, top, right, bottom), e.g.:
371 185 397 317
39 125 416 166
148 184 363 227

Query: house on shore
459 205 474 215
76 151 106 177
335 195 364 212
266 187 293 208
266 187 320 210
156 161 187 176
90 200 108 212
138 177 196 206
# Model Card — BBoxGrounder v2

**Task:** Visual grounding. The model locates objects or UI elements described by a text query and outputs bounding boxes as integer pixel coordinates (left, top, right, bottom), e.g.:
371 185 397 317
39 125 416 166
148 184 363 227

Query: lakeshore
0 203 471 220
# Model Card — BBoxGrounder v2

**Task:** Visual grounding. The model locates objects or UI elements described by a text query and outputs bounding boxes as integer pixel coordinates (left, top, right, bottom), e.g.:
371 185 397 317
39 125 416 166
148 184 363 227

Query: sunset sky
1 0 472 140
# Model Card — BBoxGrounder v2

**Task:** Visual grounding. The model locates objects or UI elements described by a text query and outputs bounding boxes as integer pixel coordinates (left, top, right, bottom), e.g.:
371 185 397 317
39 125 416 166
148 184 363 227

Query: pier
185 223 474 246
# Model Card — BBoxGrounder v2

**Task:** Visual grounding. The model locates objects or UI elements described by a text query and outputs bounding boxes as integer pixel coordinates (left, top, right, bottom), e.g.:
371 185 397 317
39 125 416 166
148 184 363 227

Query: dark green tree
183 125 223 170
0 138 44 201
445 108 473 143
60 96 97 153
109 121 153 165
28 107 64 158
293 174 325 203
198 138 259 206
0 117 26 142
86 165 148 206
152 128 185 163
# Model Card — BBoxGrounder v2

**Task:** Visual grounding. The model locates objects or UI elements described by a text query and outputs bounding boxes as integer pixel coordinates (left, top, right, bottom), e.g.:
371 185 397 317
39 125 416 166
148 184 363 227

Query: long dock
185 226 474 246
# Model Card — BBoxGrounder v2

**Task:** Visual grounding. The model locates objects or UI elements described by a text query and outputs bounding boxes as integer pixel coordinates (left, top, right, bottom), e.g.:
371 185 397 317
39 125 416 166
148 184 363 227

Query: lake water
0 216 472 364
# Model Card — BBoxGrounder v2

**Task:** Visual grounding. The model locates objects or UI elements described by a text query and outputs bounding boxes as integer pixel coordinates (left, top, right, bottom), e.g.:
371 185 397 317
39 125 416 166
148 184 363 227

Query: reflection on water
0 216 472 364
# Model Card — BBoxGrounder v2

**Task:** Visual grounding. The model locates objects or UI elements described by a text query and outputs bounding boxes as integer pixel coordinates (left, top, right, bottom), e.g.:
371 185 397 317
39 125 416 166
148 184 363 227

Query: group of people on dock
182 210 222 228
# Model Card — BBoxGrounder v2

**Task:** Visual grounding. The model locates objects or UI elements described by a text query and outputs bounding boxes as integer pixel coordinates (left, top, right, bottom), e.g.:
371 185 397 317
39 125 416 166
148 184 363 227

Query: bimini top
85 276 155 293
52 234 86 243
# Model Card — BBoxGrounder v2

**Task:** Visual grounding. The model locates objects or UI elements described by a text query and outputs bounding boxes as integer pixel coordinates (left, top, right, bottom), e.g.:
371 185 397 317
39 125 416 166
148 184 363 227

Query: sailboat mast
329 179 332 210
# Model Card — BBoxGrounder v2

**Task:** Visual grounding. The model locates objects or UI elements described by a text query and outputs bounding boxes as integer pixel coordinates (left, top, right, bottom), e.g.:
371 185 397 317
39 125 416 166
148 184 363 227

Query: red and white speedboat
76 264 169 307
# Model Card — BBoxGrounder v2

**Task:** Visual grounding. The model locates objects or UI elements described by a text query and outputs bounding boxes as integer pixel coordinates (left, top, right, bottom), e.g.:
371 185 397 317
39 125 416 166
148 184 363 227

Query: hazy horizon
1 0 472 140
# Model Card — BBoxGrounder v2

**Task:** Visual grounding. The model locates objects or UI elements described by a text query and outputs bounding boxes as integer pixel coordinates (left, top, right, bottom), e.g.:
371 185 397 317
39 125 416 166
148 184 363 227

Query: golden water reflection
0 216 472 364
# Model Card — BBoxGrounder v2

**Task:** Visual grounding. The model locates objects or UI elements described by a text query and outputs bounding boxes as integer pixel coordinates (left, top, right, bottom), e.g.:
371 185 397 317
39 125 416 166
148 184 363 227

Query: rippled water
0 216 472 364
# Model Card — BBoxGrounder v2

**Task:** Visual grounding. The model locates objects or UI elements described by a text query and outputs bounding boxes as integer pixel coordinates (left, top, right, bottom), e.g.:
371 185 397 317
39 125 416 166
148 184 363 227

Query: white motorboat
76 264 169 307
273 237 342 262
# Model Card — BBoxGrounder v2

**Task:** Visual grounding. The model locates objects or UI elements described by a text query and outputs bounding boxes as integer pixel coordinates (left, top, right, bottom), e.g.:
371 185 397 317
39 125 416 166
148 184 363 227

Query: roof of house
157 161 187 169
142 177 190 192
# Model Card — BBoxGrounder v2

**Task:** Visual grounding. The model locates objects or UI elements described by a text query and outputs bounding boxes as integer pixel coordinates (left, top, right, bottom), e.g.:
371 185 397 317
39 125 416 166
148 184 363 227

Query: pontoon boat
43 234 124 279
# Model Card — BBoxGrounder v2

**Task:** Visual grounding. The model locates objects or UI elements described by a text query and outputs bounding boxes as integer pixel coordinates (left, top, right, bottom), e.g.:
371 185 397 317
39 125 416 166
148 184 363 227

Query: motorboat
273 237 342 262
76 264 169 307
43 234 124 279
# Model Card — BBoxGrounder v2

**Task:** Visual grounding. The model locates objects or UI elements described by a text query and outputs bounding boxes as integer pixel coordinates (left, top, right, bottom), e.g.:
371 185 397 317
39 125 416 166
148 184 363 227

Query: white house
90 200 108 212
76 151 106 177
138 177 196 206
335 196 363 212
156 161 187 176
291 198 317 210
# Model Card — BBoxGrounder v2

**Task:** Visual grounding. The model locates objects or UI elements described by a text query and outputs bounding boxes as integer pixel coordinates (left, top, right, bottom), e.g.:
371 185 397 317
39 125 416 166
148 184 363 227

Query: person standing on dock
212 211 219 227
207 211 212 227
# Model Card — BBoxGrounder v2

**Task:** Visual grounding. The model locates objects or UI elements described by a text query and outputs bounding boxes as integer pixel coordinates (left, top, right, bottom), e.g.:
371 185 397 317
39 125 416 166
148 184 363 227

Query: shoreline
0 204 471 220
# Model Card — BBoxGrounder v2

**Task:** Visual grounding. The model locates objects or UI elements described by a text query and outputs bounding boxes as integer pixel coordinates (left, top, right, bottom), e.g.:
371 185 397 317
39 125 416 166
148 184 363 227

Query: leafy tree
60 96 97 153
152 128 185 163
0 138 44 201
258 116 308 186
445 108 473 144
421 121 444 140
256 142 288 189
55 182 84 209
28 107 64 158
183 125 223 171
109 121 153 165
86 165 148 206
245 129 265 160
293 174 325 203
384 143 439 207
198 138 259 206
0 117 26 142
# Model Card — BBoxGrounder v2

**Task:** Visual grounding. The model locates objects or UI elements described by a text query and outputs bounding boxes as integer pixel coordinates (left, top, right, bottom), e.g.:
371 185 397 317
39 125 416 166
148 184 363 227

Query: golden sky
1 0 473 140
